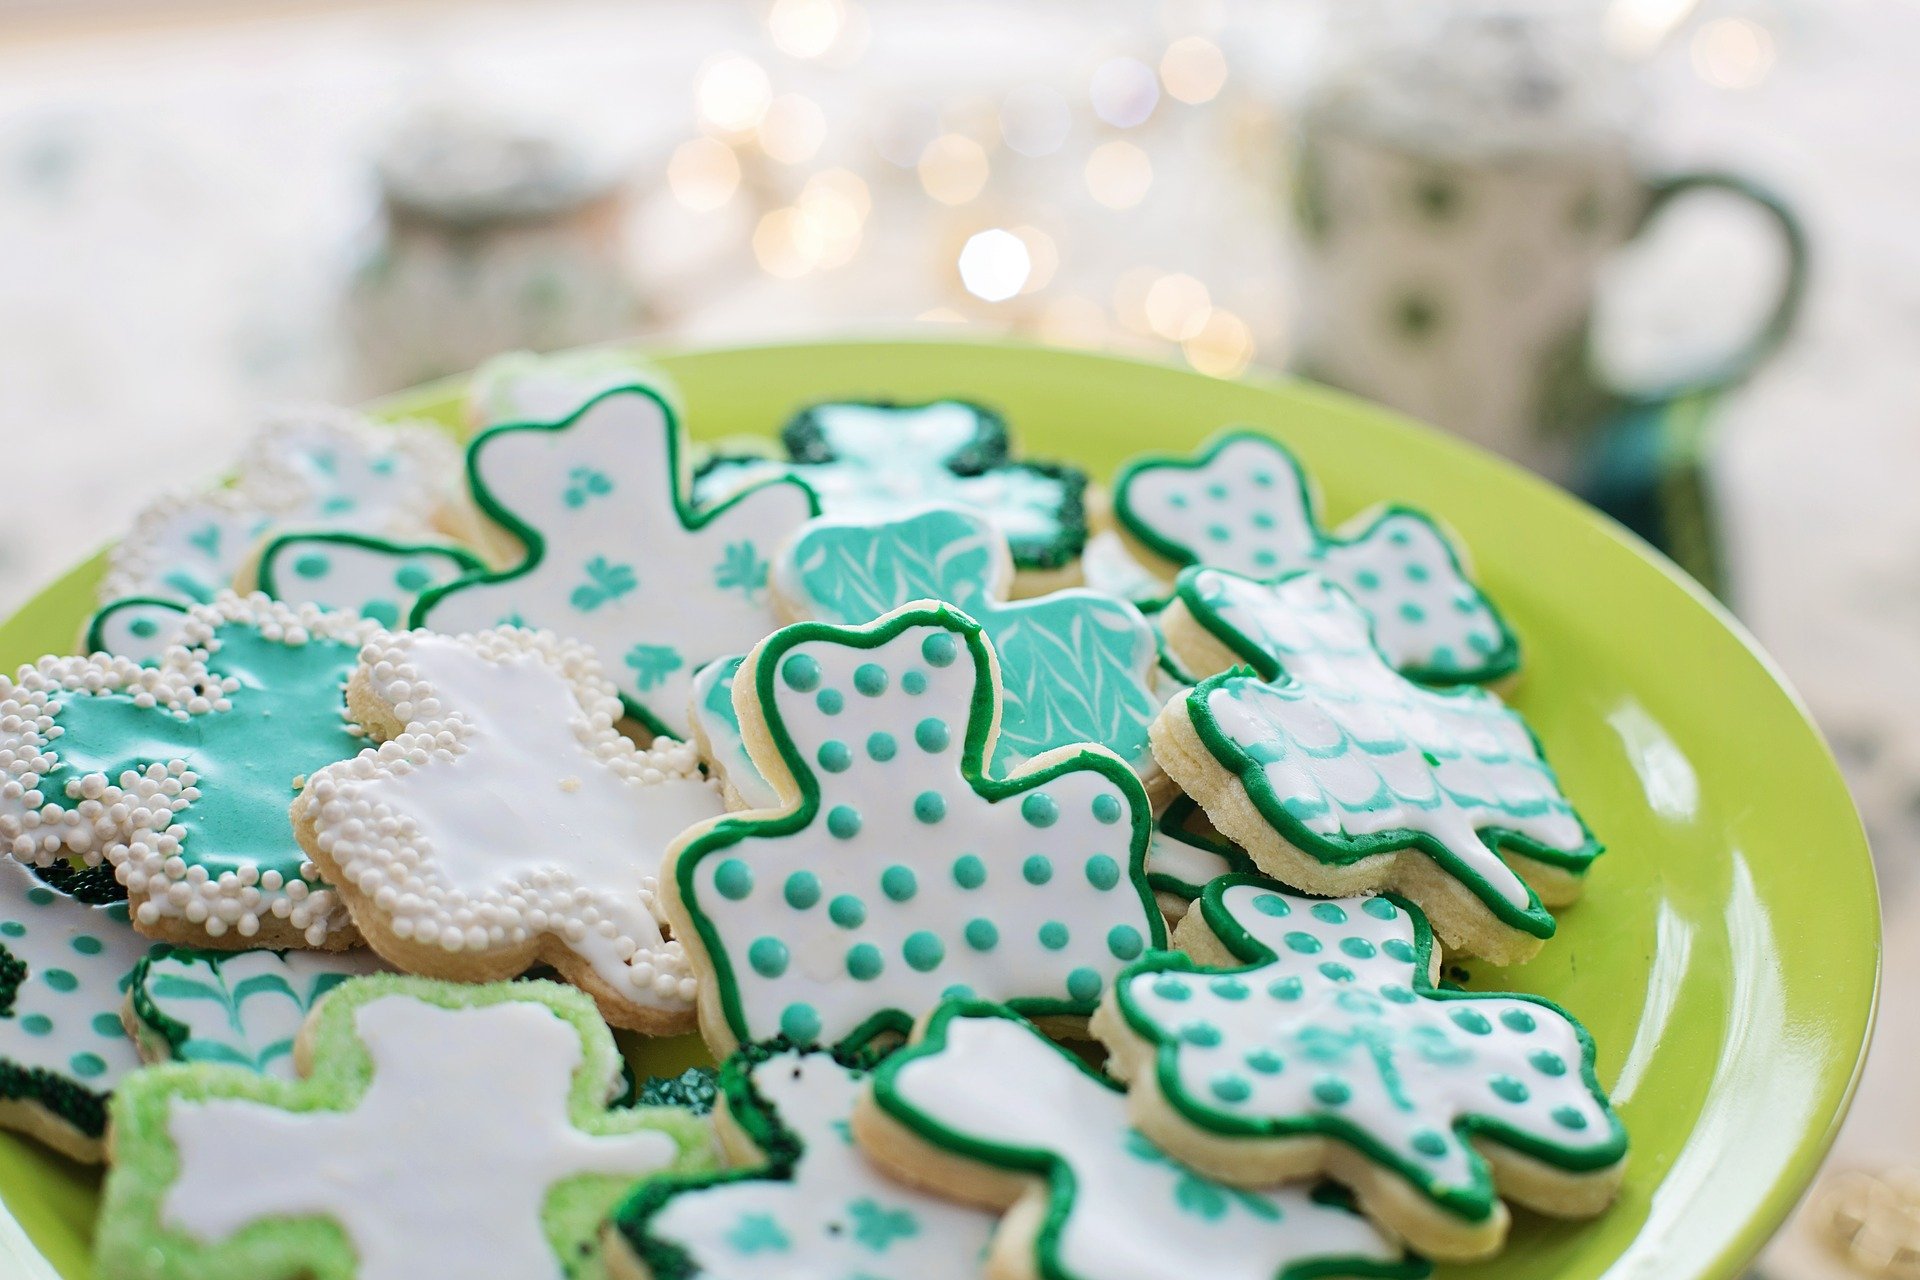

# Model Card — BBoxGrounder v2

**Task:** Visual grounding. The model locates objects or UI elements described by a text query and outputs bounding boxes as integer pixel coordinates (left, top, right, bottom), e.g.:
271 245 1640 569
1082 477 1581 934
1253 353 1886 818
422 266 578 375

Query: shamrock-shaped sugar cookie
774 506 1161 779
0 857 162 1161
248 530 485 630
296 626 725 1033
661 605 1164 1056
694 399 1089 578
851 1001 1426 1280
413 385 818 737
468 347 675 430
1094 877 1626 1260
1114 431 1517 686
611 1044 994 1279
2 592 380 949
689 655 785 812
1154 569 1597 964
97 976 715 1280
83 596 191 665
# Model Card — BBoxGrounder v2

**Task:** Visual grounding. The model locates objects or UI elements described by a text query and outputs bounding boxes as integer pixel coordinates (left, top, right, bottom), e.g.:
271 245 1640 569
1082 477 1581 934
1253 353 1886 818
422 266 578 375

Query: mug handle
1612 170 1811 402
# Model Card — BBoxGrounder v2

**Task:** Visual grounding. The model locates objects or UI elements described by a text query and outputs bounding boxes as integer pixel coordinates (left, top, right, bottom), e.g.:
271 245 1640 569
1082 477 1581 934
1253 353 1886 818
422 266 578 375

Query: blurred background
0 0 1914 1272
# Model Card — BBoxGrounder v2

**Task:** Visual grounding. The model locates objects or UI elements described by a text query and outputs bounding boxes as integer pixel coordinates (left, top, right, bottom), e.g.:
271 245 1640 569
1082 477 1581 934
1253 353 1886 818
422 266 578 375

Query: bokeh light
697 54 773 134
767 0 847 60
1182 307 1254 377
1144 271 1211 341
1160 37 1227 105
1085 140 1153 209
918 133 990 204
666 136 741 211
1691 18 1777 90
957 228 1032 302
1090 56 1160 128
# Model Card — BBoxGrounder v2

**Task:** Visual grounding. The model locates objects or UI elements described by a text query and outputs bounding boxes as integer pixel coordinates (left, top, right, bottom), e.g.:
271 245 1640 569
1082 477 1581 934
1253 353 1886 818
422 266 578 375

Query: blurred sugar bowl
344 103 643 395
1290 1 1806 490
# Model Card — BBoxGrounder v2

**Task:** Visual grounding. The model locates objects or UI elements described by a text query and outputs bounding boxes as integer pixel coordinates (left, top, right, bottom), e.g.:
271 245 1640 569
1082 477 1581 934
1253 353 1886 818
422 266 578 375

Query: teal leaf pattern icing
572 556 639 612
132 948 388 1078
713 541 771 602
565 466 614 508
1115 431 1517 685
694 400 1087 572
624 644 685 693
777 507 1160 776
1111 879 1626 1226
726 1214 790 1254
1167 568 1596 942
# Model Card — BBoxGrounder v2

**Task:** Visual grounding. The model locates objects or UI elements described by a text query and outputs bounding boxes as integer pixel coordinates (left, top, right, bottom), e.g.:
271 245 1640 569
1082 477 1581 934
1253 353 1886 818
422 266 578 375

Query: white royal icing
417 387 816 737
161 993 681 1280
302 628 724 1014
877 1010 1412 1280
256 533 478 631
689 655 784 812
84 598 191 666
135 948 388 1078
645 1049 993 1277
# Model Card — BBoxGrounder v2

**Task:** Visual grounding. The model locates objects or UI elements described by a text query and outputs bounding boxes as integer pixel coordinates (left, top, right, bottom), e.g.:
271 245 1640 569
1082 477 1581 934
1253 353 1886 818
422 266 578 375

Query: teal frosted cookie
661 604 1164 1056
1094 876 1627 1260
413 385 818 738
774 506 1160 779
252 530 485 630
0 592 382 950
1152 569 1597 965
694 400 1088 575
0 856 164 1161
83 596 192 665
126 948 388 1078
851 1001 1427 1280
609 1044 994 1280
1114 431 1517 685
689 655 784 812
97 975 715 1280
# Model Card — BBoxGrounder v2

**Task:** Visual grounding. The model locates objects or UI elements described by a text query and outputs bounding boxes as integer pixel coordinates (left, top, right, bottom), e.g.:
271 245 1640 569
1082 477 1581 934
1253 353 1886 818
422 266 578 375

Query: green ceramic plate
0 339 1877 1280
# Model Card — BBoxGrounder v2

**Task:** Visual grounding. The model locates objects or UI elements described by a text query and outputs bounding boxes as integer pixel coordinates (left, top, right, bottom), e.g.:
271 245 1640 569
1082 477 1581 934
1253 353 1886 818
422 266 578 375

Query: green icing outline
672 604 1166 1052
413 383 820 737
613 1040 870 1280
867 999 1430 1280
1110 874 1628 1223
1147 795 1257 902
82 595 191 660
695 398 1089 572
1176 567 1598 939
257 530 485 625
126 949 365 1075
1112 429 1519 687
95 975 717 1280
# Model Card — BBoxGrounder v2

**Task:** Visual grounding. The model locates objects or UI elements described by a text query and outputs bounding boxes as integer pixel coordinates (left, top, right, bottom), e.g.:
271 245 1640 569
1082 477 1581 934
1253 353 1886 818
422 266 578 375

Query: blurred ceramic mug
1288 6 1807 482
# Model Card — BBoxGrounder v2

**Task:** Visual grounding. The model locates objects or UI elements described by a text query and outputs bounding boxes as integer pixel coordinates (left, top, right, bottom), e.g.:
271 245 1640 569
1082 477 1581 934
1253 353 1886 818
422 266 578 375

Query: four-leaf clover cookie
96 975 715 1280
694 399 1089 579
1 592 381 949
1093 876 1627 1260
851 1001 1427 1280
412 385 818 737
1114 431 1517 686
611 1044 994 1279
295 626 726 1033
661 604 1165 1056
774 505 1162 780
1153 568 1597 964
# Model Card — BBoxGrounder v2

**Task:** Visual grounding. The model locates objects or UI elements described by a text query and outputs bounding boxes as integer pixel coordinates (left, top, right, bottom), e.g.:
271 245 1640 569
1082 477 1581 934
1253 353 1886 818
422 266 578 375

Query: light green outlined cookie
852 1000 1427 1280
662 604 1164 1057
254 530 484 630
1094 876 1626 1260
96 976 716 1280
1114 430 1517 686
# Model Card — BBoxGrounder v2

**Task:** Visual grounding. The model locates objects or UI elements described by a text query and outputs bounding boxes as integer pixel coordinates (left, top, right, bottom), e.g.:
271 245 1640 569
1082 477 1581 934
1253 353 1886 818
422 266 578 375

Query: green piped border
411 383 820 737
868 999 1430 1280
1112 429 1520 687
256 530 485 619
1146 795 1257 901
81 596 190 660
672 603 1165 1053
1177 567 1600 939
1111 875 1628 1223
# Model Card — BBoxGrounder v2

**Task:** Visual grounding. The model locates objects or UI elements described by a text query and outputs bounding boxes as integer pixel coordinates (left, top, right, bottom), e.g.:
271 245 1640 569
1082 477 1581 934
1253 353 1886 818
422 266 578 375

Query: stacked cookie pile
0 352 1625 1280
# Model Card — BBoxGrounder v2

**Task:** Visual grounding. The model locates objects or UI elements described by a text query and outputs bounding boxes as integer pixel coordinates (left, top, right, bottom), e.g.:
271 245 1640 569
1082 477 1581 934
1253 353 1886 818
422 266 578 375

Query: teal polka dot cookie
1114 430 1518 685
253 530 484 631
661 604 1165 1056
0 856 164 1161
1094 875 1626 1261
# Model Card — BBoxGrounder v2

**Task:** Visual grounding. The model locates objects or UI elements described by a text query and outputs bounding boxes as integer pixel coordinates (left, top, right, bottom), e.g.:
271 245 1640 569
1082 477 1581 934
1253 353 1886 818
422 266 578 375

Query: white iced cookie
295 626 728 1033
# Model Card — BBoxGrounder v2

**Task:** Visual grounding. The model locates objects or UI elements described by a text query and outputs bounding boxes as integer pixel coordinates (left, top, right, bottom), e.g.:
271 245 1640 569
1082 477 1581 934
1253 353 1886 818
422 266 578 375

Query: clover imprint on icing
1115 431 1517 685
1097 878 1626 1258
253 531 484 632
663 605 1165 1055
296 626 726 1033
775 506 1161 779
0 592 380 948
855 1002 1425 1280
412 385 818 738
617 1045 994 1279
1155 568 1596 960
694 400 1089 574
96 977 713 1280
0 857 163 1160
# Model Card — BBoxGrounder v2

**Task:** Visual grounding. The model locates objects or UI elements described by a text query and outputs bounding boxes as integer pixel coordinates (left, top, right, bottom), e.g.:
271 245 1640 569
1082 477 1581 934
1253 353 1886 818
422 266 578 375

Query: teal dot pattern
0 858 150 1113
1116 882 1622 1220
1117 432 1513 683
1184 569 1592 927
687 617 1158 1048
259 535 477 631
